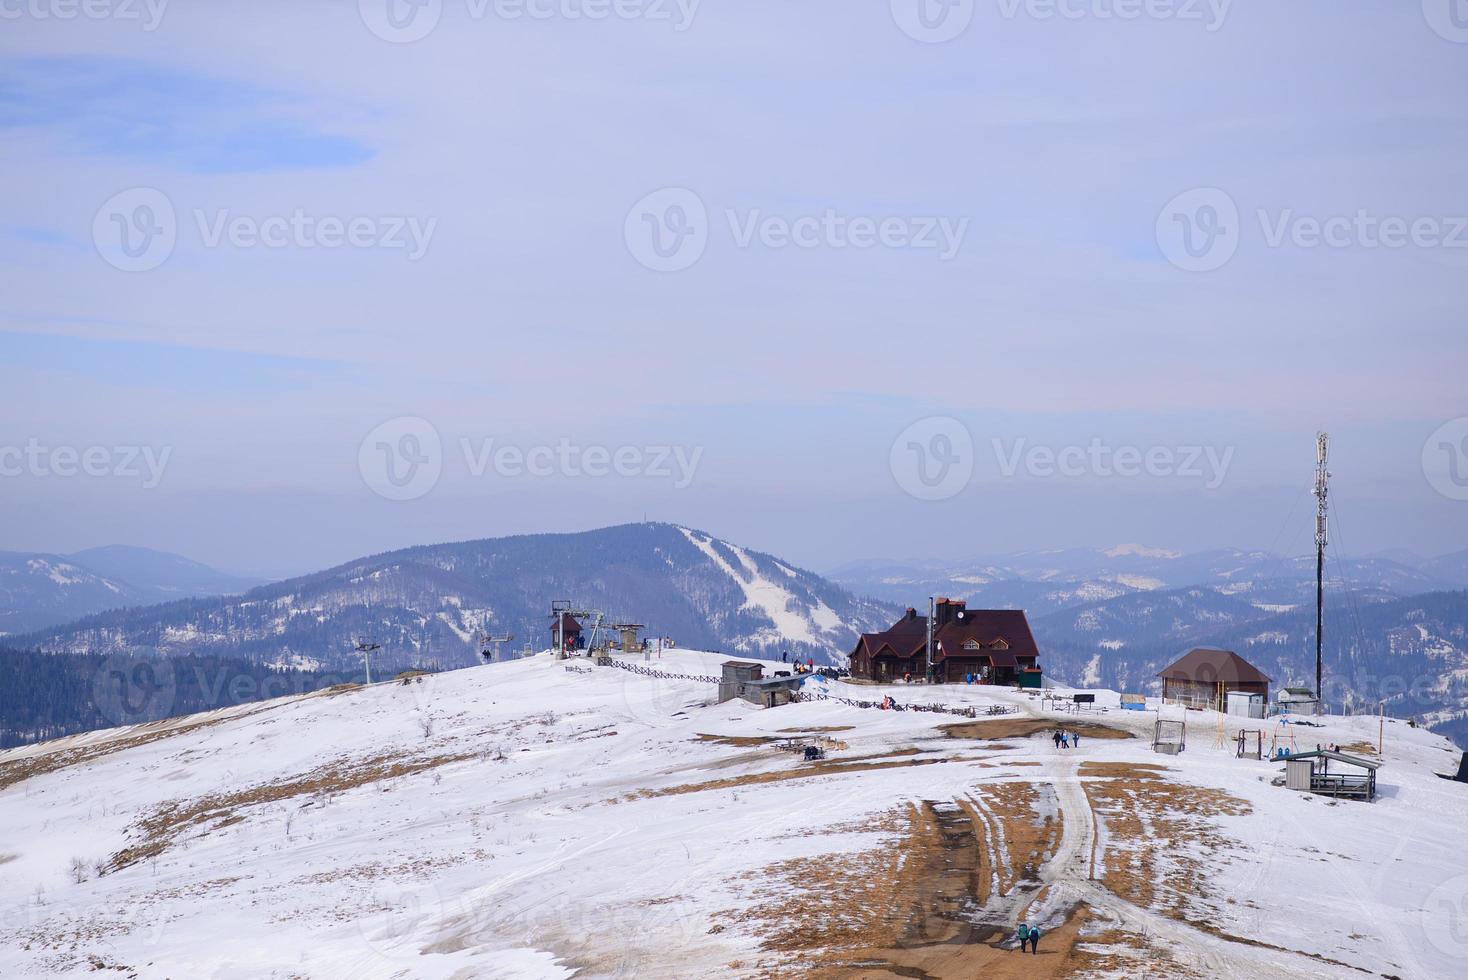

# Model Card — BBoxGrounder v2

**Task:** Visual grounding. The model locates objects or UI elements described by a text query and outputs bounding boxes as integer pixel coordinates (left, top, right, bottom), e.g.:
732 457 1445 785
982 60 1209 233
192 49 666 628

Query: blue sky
0 2 1465 576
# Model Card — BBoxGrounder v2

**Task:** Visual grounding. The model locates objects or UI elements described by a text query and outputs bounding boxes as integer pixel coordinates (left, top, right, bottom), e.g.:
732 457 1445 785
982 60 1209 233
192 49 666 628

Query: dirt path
1026 751 1346 979
826 748 1352 979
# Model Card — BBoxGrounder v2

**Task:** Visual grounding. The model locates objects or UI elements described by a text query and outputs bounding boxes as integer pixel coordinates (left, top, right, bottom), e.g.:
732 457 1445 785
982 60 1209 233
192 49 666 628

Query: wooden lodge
1158 647 1270 711
849 599 1042 685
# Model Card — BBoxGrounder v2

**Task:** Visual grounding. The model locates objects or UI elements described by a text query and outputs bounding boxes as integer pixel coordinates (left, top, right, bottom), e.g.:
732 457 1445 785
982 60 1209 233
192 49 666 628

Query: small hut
1274 687 1320 715
717 661 801 708
550 614 583 652
1284 749 1380 802
1158 648 1270 711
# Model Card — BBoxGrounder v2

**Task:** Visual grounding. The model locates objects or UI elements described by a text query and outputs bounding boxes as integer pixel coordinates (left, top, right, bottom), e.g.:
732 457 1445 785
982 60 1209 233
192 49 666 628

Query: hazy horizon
3 3 1466 578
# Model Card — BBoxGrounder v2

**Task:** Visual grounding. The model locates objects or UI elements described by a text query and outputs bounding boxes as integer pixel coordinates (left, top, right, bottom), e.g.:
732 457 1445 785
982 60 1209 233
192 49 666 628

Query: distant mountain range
12 525 896 672
832 545 1468 745
0 546 263 635
829 545 1468 616
7 530 1468 748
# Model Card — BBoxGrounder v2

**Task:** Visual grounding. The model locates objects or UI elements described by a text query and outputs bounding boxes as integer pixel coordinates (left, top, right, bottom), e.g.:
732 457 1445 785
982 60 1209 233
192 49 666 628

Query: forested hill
0 647 350 749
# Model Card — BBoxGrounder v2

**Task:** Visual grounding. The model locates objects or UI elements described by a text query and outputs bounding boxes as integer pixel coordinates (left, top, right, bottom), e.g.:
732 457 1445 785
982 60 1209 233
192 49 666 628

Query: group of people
1052 728 1080 749
781 651 816 674
1014 922 1043 954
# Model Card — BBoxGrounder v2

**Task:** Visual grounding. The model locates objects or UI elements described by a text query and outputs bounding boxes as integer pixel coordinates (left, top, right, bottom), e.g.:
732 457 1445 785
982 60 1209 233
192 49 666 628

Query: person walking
1015 923 1030 951
1053 729 1062 749
1060 731 1070 749
1073 731 1082 749
1029 925 1042 954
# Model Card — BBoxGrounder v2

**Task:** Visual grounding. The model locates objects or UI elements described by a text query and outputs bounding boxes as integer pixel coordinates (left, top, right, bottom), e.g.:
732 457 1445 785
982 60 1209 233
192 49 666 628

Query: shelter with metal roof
1284 749 1380 801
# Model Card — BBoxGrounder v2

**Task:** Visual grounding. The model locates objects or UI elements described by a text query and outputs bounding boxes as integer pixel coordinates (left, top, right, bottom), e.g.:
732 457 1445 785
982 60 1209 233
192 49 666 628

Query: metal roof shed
1284 749 1381 802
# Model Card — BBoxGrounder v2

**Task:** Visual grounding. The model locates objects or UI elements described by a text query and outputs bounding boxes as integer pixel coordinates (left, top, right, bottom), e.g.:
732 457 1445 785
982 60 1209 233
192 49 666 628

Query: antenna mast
1312 432 1329 715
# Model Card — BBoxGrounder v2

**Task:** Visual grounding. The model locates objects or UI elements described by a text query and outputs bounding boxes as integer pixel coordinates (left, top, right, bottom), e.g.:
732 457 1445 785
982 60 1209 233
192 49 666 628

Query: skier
1015 922 1030 951
1029 925 1042 953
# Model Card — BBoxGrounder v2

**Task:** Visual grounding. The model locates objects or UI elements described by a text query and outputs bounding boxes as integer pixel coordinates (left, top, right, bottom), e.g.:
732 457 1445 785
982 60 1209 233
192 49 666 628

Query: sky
1 1 1466 579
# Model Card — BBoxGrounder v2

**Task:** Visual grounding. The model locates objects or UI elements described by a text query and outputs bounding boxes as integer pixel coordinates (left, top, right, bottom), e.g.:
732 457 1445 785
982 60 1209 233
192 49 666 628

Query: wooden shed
1284 749 1380 802
1158 648 1270 711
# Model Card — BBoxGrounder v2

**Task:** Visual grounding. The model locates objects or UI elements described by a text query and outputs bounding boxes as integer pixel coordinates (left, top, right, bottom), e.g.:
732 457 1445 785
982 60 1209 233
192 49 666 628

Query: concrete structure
718 661 803 708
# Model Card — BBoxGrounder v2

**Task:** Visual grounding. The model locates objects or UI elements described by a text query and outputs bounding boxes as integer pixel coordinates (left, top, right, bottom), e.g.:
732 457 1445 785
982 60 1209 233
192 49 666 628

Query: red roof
550 615 583 635
933 610 1040 665
1158 648 1270 684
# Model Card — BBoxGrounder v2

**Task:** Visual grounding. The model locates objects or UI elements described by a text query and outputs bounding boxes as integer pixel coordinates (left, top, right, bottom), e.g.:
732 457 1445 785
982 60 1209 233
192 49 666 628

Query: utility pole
1312 431 1330 716
925 596 935 684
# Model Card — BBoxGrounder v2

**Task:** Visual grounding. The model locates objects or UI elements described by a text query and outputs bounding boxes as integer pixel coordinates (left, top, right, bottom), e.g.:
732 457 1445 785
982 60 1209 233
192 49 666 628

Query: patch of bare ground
695 733 783 747
1078 761 1250 923
726 792 1104 979
941 719 1133 741
105 749 476 873
624 749 948 801
777 726 856 733
1061 921 1205 979
1336 741 1379 757
965 780 1062 898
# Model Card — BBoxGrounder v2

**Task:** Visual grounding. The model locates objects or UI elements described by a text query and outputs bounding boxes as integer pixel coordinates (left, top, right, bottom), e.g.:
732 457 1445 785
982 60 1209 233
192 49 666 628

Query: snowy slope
2 650 1466 978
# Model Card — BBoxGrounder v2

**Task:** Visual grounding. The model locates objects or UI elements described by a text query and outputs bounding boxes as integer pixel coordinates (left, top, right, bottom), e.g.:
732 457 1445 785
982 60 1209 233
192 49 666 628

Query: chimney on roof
933 597 967 627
